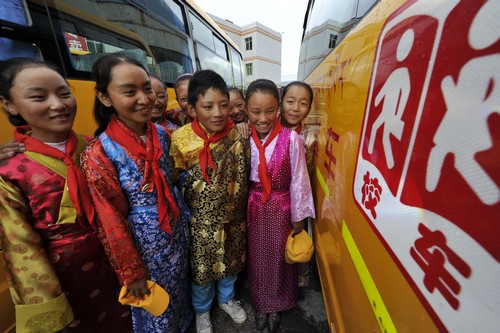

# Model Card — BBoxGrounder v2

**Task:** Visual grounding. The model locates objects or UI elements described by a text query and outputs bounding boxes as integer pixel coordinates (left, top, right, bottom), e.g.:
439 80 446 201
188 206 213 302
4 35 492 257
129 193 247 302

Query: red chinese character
361 171 382 219
324 128 339 181
410 223 471 310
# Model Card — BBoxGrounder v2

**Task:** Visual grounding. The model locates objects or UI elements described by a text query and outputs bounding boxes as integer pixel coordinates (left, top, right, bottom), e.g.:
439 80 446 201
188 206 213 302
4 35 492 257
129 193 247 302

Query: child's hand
292 220 305 234
236 122 250 139
0 141 25 160
127 276 150 299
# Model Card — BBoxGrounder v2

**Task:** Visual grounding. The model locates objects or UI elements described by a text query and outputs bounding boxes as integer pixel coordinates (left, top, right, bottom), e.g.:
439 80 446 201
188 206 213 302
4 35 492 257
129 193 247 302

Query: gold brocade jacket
170 124 250 285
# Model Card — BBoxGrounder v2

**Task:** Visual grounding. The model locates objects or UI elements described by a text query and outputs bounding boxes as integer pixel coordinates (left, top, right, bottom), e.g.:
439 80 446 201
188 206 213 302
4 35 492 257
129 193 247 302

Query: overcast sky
193 0 309 81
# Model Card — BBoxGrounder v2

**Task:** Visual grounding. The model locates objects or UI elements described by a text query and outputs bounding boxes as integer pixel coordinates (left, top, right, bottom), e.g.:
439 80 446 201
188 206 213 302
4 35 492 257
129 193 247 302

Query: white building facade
210 14 282 87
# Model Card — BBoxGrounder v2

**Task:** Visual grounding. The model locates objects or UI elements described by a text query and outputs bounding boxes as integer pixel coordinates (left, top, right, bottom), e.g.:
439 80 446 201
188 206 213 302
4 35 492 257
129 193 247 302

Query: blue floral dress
81 123 193 333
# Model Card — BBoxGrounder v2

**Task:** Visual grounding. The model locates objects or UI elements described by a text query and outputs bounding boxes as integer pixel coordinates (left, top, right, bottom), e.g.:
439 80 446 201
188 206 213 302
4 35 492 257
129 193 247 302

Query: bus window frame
299 0 380 80
44 0 156 80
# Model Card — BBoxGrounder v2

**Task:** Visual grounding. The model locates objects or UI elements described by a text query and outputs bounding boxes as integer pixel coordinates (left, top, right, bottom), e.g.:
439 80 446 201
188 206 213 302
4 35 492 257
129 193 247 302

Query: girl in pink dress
245 79 315 333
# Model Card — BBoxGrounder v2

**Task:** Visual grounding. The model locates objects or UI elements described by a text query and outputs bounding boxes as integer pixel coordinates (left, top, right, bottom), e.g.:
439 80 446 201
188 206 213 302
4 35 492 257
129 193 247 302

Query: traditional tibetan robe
165 107 187 127
294 123 318 178
291 121 319 287
80 121 192 333
0 128 132 333
170 122 249 285
247 126 315 313
156 111 180 133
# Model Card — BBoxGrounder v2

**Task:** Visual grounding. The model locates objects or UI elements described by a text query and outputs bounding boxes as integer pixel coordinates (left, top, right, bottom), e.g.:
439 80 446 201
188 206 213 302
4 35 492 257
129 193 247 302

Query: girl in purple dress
245 79 315 333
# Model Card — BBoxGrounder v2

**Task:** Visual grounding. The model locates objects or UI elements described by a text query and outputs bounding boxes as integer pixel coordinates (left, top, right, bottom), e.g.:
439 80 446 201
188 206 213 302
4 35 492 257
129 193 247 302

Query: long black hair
91 53 149 136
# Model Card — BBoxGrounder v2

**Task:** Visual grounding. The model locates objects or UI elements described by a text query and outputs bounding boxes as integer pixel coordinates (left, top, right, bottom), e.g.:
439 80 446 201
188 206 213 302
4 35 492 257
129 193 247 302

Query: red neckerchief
191 118 235 184
294 123 303 134
250 118 282 203
105 118 179 235
14 126 95 226
155 117 172 139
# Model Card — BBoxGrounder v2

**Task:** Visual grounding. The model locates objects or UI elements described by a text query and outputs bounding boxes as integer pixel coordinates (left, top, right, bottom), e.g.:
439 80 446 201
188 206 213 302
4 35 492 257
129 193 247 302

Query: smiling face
190 87 229 134
246 91 279 139
2 66 76 142
175 79 192 117
96 63 155 135
151 76 167 122
228 90 248 124
280 85 312 128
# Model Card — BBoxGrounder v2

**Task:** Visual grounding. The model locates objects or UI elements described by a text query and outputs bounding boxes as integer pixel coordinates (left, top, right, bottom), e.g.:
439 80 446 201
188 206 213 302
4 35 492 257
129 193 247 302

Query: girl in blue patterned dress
80 54 193 332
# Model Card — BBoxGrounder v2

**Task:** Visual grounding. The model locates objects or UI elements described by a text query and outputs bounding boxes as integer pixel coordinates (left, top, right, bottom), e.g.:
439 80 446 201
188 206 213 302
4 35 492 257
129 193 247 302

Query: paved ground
187 257 329 333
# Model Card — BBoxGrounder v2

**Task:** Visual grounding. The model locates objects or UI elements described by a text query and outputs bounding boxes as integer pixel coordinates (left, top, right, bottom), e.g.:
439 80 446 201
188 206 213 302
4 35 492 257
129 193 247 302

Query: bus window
196 43 232 86
298 0 378 80
356 0 378 18
141 0 186 33
188 11 232 85
214 35 227 59
0 37 41 60
229 46 244 89
57 17 152 73
150 45 193 84
64 0 193 86
189 12 214 49
0 0 31 26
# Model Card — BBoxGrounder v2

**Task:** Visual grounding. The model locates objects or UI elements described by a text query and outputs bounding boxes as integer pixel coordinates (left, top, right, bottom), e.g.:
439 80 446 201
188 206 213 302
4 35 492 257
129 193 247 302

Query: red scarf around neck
14 125 95 226
250 118 282 203
294 123 303 134
105 118 179 235
191 117 235 184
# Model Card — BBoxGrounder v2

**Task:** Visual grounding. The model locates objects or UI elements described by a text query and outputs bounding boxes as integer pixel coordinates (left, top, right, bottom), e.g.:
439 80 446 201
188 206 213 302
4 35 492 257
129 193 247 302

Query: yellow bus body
303 0 500 332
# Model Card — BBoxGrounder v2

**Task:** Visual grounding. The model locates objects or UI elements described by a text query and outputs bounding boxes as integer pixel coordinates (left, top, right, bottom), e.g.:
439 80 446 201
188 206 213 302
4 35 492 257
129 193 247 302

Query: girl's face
280 85 312 128
228 90 248 124
189 88 229 134
246 92 279 139
175 80 189 113
97 63 155 135
2 66 76 142
151 77 167 122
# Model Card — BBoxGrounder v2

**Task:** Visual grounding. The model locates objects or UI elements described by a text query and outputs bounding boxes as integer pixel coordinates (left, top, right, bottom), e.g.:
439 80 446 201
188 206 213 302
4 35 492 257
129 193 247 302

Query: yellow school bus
299 0 499 332
0 0 244 143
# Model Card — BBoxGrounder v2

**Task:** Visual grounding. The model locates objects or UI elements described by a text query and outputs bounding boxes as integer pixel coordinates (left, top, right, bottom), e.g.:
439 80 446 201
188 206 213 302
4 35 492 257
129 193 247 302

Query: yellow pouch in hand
118 280 170 316
285 229 314 264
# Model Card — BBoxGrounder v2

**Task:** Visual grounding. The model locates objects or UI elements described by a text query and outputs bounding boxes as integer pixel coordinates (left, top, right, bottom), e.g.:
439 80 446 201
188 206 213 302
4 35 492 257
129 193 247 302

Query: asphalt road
187 257 329 333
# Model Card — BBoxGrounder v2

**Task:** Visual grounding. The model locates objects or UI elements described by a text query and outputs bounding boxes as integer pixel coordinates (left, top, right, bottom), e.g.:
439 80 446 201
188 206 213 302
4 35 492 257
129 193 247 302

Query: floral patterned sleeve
289 131 316 222
80 140 148 286
0 176 73 330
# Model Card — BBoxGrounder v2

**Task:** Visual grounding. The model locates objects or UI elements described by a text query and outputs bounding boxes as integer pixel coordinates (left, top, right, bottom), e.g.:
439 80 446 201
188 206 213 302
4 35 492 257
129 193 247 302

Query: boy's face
280 85 311 128
246 92 279 139
189 88 229 134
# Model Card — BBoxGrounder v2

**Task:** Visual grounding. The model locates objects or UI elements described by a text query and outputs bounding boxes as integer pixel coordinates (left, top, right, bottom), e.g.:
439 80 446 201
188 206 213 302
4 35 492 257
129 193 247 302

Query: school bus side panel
306 0 500 332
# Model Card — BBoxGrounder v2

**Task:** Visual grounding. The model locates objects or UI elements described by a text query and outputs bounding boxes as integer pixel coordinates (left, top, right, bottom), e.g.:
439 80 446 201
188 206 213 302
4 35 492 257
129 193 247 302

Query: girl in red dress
0 57 132 332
